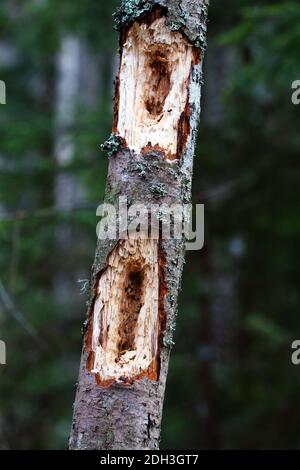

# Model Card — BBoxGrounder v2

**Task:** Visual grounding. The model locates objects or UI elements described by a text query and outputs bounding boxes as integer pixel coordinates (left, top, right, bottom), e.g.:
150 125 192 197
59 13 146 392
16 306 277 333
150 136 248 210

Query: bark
69 0 209 450
53 35 82 306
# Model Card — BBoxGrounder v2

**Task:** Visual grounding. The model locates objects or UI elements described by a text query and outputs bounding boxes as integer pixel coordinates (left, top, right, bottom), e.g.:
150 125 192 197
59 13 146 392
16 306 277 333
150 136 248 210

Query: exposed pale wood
117 17 193 160
89 238 159 386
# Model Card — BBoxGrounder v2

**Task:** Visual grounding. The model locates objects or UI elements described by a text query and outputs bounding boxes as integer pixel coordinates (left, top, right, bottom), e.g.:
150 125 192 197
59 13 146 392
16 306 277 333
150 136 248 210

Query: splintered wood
88 239 160 386
116 16 194 160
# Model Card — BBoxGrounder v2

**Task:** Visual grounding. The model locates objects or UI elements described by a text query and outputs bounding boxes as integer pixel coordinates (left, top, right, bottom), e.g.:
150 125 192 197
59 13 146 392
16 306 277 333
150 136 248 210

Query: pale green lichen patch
113 0 153 30
100 134 123 157
195 26 207 50
113 0 209 53
134 162 147 178
163 334 175 349
168 6 187 32
78 278 90 296
150 183 167 198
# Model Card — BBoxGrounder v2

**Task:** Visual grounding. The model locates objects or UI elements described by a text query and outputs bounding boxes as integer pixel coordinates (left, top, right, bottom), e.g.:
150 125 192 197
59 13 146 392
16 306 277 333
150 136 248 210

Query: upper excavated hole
117 16 194 159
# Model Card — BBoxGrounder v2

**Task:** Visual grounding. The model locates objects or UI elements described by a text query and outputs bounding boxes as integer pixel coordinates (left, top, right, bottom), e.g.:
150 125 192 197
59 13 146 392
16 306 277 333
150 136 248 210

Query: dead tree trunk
69 0 210 450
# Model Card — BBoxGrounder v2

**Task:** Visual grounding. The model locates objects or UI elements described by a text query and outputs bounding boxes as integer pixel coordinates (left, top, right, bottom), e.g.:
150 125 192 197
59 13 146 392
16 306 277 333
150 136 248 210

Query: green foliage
1 0 299 451
220 1 300 95
100 133 123 157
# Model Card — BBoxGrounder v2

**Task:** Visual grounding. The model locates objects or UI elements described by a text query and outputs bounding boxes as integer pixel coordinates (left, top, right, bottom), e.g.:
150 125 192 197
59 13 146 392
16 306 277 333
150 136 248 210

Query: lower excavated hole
89 238 160 386
118 267 145 356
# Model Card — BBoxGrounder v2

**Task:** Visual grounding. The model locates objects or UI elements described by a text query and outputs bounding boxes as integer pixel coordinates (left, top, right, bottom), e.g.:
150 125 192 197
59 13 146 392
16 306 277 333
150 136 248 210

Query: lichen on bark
114 0 209 51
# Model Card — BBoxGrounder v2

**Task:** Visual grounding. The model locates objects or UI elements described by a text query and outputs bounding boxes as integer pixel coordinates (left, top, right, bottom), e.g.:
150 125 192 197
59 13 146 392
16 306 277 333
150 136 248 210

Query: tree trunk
69 0 210 450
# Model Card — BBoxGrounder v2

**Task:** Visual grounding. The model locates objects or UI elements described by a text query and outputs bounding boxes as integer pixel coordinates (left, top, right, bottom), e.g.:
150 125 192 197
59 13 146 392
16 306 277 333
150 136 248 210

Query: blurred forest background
0 0 300 450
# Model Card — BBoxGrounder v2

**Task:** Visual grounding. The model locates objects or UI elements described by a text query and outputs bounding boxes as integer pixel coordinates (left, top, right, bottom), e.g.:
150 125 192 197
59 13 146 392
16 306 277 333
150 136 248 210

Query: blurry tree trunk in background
69 0 210 450
54 35 81 212
53 35 83 306
198 42 242 448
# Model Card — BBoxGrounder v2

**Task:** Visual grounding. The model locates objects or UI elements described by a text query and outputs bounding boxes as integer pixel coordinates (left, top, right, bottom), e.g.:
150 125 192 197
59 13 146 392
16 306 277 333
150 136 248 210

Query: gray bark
69 0 210 450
